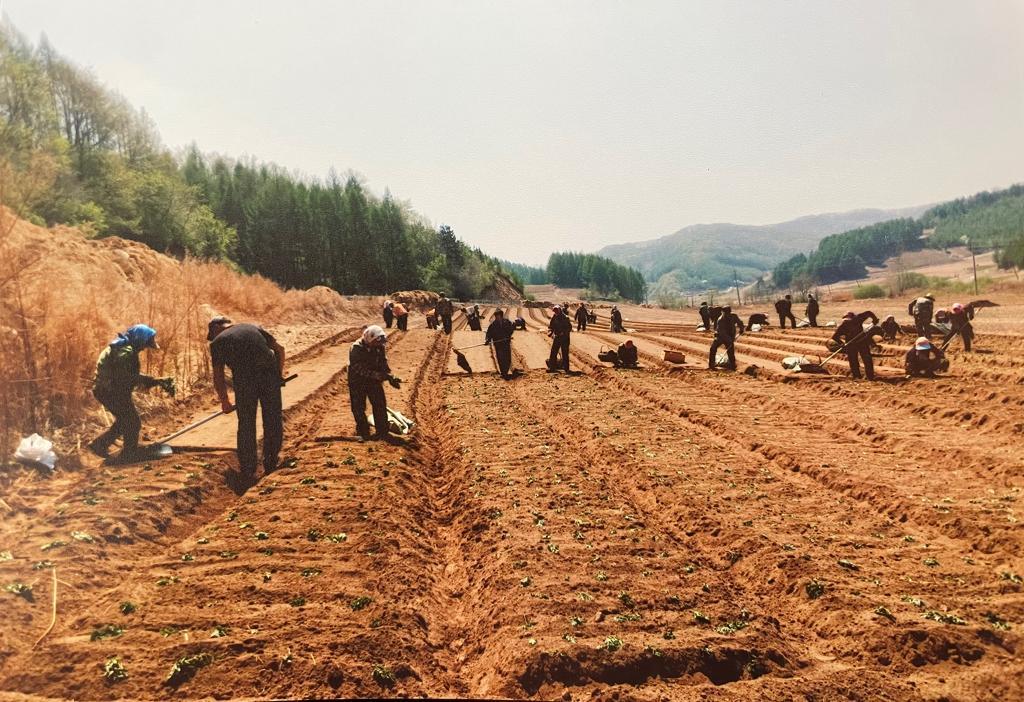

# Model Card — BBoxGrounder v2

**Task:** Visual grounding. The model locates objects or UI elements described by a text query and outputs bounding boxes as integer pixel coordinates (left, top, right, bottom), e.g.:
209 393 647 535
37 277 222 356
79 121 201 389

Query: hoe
783 329 868 374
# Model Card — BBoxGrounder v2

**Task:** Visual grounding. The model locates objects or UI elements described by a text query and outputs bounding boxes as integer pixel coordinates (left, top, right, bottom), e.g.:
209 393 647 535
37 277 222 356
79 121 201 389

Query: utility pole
733 269 741 306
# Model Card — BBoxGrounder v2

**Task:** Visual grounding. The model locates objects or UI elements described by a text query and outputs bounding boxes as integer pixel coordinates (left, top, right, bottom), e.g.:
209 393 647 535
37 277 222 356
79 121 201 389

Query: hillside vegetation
774 184 1024 288
501 254 647 303
598 207 929 294
0 21 518 300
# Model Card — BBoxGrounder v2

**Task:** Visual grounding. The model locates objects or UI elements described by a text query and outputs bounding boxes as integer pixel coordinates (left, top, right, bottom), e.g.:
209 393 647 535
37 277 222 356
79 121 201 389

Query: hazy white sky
5 0 1023 264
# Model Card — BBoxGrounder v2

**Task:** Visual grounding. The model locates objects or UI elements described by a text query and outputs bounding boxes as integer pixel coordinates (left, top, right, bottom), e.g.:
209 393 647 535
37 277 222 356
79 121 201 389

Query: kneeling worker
905 337 947 378
615 340 639 368
208 316 286 475
89 324 173 460
348 325 401 440
485 309 515 379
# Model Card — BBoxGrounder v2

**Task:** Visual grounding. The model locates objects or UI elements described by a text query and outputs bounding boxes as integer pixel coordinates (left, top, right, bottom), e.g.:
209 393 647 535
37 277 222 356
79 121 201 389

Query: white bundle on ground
14 434 57 471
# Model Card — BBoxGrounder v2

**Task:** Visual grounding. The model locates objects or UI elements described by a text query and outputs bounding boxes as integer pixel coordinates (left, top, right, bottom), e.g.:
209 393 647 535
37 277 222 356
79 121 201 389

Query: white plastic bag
14 433 57 471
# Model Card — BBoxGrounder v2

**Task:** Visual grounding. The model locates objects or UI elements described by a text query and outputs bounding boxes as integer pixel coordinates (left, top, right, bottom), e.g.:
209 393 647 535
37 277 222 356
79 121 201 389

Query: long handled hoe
785 329 868 374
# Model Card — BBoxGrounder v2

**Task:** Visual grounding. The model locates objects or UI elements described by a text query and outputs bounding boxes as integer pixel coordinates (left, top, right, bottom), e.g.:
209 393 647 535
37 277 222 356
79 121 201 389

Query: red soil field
1 293 1023 701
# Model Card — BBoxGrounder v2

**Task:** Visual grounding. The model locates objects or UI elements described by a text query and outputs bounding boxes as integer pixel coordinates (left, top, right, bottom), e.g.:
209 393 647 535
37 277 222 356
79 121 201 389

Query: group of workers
89 288 977 469
699 291 974 380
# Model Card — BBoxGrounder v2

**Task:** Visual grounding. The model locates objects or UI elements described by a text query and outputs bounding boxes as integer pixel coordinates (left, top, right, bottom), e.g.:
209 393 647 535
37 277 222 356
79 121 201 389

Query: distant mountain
598 205 929 295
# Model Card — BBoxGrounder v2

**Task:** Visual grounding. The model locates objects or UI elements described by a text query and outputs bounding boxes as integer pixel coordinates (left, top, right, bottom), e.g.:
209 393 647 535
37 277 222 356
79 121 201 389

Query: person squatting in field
88 324 173 460
615 340 639 368
547 305 572 372
881 315 901 341
708 305 744 370
831 310 879 380
485 309 515 379
905 336 948 378
208 316 286 475
348 325 401 441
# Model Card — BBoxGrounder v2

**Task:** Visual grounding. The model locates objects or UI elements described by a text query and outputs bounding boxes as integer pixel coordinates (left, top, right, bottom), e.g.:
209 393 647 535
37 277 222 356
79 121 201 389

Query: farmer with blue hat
88 324 174 459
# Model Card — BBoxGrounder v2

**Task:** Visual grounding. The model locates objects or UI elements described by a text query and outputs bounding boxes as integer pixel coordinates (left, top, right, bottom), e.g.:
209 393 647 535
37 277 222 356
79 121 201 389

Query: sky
4 0 1023 265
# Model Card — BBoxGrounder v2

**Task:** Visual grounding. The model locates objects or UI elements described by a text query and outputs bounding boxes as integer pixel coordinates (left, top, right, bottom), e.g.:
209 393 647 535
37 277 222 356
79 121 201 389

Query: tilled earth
1 300 1022 701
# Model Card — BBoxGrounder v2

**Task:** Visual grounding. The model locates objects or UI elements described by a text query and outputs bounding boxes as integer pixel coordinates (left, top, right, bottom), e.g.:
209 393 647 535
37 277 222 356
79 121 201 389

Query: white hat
363 325 386 344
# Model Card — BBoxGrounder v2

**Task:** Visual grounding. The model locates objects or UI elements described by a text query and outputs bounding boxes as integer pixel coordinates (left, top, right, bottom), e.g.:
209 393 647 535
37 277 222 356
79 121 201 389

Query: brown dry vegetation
0 210 375 461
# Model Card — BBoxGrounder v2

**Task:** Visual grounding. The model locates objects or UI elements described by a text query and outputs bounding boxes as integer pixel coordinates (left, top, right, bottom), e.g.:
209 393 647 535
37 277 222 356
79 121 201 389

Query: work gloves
157 377 176 397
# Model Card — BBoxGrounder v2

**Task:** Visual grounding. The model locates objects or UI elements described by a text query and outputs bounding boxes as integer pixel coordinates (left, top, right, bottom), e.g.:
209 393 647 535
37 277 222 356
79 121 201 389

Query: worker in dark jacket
832 311 879 380
575 303 589 332
382 300 394 329
806 294 820 327
908 294 935 337
437 294 455 335
88 324 173 459
485 309 515 379
615 340 639 368
348 325 400 440
514 316 527 330
708 306 744 370
944 302 975 352
880 315 901 341
467 304 482 331
699 302 712 331
905 337 947 377
208 316 286 474
775 295 797 329
610 306 624 333
747 312 769 328
547 306 572 372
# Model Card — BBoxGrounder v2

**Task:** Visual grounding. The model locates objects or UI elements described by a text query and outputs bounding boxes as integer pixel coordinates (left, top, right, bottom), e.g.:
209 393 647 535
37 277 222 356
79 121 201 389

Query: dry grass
0 208 358 460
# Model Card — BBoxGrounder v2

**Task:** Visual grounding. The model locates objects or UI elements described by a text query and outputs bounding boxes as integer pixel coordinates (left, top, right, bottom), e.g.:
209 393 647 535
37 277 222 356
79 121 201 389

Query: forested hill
773 184 1024 288
499 254 647 303
0 21 518 299
597 206 928 294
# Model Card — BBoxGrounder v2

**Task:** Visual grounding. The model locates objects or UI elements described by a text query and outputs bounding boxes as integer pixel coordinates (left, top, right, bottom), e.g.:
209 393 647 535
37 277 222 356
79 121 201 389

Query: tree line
0 22 517 299
546 252 647 303
773 184 1024 289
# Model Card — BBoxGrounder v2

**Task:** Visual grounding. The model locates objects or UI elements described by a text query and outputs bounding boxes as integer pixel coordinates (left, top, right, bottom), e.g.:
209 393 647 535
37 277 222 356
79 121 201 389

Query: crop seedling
301 567 321 578
595 571 608 582
520 577 531 587
351 596 372 611
210 625 228 638
874 606 896 622
599 636 623 652
327 533 348 543
254 532 269 540
923 557 939 567
806 580 826 599
985 612 1011 630
40 540 67 551
715 620 747 635
289 596 306 607
618 592 636 608
4 583 33 601
562 633 577 643
71 531 94 542
0 551 11 561
181 553 194 562
103 657 127 682
307 529 323 542
156 576 179 586
32 560 54 570
569 616 583 628
218 551 238 559
119 601 137 615
372 664 396 688
90 624 124 641
159 626 181 637
1000 572 1022 585
164 652 214 687
692 611 711 625
663 629 675 640
300 477 316 485
924 610 966 625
